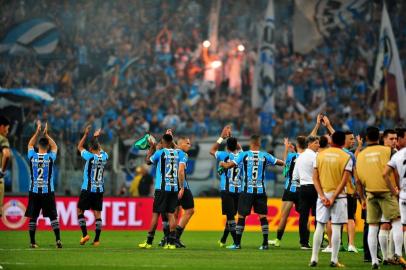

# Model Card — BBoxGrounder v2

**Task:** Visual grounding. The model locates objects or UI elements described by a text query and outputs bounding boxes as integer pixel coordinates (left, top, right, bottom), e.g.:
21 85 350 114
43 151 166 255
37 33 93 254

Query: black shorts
282 190 300 212
221 191 239 216
238 193 268 217
153 190 178 214
347 194 357 220
78 190 103 211
178 189 194 210
25 192 58 219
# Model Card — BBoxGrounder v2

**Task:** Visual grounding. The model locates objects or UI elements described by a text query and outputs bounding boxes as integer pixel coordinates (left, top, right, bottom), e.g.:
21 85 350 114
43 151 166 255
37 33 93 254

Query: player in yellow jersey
356 127 406 269
309 131 352 268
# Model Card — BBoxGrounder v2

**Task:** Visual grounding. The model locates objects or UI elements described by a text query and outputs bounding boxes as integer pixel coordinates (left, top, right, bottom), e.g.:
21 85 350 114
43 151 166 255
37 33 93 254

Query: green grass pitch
0 231 372 269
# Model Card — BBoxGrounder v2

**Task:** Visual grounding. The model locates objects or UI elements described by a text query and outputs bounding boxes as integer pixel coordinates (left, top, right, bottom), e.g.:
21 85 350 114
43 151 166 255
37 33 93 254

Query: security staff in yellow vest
309 131 352 268
356 127 406 269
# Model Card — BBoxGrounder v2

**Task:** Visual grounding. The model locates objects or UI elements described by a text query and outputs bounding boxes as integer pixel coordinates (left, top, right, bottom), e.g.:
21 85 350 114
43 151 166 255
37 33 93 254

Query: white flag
252 0 275 110
373 3 406 119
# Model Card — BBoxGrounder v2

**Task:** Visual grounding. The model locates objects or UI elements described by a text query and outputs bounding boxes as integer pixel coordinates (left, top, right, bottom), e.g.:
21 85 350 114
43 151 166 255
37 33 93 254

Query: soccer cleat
138 241 152 249
330 261 345 268
218 240 226 248
393 254 406 268
309 261 317 267
158 237 167 247
259 245 269 250
30 243 39 248
226 244 241 250
347 245 358 253
322 246 332 253
92 241 100 247
174 239 186 248
386 258 398 265
301 244 312 250
371 263 379 269
56 240 62 248
80 235 90 245
163 244 176 250
268 238 280 247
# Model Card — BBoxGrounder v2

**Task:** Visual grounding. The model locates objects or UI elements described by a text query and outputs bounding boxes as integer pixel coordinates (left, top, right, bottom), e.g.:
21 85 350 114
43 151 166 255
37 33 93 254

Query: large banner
293 0 368 54
373 3 406 119
1 197 364 231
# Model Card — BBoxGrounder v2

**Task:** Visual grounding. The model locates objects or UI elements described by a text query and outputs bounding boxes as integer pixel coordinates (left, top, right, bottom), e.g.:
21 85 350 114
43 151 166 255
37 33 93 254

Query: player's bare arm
43 122 58 153
209 125 231 156
77 125 91 152
309 114 322 136
383 165 399 196
178 162 186 199
28 120 41 149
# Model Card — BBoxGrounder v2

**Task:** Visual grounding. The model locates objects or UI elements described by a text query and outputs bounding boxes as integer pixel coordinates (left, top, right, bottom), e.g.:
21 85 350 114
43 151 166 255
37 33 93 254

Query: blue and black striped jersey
233 150 277 194
28 148 56 194
215 151 242 193
81 150 109 193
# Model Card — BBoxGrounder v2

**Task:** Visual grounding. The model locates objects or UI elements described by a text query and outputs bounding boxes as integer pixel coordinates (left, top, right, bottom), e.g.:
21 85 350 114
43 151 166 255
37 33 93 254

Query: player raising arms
25 121 62 248
209 125 242 247
77 125 108 246
220 135 284 250
139 132 186 249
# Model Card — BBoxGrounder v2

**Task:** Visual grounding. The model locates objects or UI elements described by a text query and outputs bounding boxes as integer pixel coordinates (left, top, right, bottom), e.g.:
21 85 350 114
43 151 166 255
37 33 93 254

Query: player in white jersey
384 128 406 253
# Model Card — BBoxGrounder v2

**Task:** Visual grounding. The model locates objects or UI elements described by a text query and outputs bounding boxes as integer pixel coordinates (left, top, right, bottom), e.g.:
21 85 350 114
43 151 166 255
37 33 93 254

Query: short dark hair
90 138 100 151
366 126 380 142
396 128 406 139
319 135 329 148
383 129 397 138
306 136 319 146
296 136 307 149
226 137 238 152
332 131 346 147
38 137 49 148
250 134 261 142
344 130 353 135
0 116 10 126
162 134 173 144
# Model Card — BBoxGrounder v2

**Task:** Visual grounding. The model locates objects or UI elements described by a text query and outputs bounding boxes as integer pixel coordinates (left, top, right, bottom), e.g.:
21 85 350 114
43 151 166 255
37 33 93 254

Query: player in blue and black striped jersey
139 133 186 250
209 125 242 247
25 121 62 248
269 136 306 247
77 125 108 247
220 135 284 250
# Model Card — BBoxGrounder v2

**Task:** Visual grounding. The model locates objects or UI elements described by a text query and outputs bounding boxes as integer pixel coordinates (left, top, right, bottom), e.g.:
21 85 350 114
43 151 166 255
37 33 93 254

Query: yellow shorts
366 191 400 224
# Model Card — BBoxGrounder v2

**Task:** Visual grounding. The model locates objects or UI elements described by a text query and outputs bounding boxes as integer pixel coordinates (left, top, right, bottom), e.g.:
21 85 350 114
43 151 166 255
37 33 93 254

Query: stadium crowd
1 0 406 151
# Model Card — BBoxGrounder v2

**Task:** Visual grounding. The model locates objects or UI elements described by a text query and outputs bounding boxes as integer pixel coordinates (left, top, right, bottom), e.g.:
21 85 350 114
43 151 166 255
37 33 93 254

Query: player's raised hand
283 137 289 148
165 129 173 136
84 125 91 135
322 115 331 127
43 122 48 136
316 114 323 125
94 128 102 137
356 135 363 148
220 125 231 138
36 120 41 134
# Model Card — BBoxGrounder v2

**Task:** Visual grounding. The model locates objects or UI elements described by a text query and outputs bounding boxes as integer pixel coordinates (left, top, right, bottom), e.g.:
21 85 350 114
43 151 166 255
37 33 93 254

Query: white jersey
387 148 406 199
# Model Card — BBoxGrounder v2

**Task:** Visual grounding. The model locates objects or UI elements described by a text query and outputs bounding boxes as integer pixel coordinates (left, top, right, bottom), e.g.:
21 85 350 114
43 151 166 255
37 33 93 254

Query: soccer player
25 121 62 248
0 116 11 218
383 128 406 261
139 133 186 249
356 127 406 269
77 125 108 246
269 136 306 247
342 131 359 253
209 125 242 247
174 136 194 247
220 135 284 250
309 131 352 267
380 129 398 264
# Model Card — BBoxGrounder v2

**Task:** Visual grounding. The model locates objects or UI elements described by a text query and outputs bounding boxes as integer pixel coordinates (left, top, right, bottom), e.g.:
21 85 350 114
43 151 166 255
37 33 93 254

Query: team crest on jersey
2 200 27 229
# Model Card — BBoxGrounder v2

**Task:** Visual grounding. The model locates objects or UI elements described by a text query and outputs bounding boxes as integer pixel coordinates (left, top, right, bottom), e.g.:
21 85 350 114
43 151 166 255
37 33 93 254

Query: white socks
311 222 325 263
391 219 403 256
368 225 379 265
378 229 389 260
331 224 341 264
388 229 394 259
